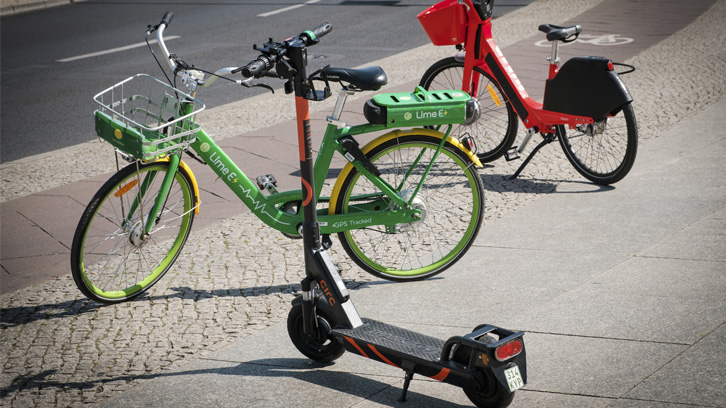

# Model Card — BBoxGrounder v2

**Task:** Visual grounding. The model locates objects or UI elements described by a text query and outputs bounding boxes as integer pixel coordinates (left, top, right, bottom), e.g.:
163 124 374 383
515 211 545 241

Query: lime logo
200 142 210 152
416 109 448 119
404 112 412 120
114 129 123 140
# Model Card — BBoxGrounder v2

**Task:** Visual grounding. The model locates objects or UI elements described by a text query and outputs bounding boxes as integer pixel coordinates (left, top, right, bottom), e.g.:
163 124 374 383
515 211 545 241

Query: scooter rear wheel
453 336 515 408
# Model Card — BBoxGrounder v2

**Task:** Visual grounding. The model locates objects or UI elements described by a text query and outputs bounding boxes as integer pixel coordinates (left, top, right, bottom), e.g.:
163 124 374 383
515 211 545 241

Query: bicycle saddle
538 23 582 42
324 66 388 91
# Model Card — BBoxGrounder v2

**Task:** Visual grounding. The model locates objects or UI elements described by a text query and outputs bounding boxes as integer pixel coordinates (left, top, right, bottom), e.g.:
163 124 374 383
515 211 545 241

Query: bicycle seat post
547 40 561 78
327 88 356 127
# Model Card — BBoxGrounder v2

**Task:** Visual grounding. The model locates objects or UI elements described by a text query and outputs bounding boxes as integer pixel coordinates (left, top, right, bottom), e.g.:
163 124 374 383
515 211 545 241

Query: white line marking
56 36 181 63
258 0 320 17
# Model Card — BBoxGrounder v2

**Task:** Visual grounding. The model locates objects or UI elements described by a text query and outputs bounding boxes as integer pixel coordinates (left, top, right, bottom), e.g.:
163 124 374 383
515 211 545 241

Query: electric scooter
234 23 528 408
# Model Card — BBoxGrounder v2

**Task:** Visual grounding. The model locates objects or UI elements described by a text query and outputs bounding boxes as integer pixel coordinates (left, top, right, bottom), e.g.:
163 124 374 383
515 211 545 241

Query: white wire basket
93 74 206 161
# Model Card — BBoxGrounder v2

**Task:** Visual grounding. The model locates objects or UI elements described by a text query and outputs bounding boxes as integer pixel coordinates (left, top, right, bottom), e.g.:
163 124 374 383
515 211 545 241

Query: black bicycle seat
324 66 388 91
538 23 582 42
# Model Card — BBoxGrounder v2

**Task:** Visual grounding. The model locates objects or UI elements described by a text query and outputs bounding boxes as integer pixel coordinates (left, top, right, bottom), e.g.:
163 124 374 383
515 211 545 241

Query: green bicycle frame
141 100 455 238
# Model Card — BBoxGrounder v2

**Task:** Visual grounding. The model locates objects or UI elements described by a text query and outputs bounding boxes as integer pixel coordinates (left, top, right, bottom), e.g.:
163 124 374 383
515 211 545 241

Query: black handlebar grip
240 58 271 78
161 11 174 28
311 22 332 39
300 22 332 45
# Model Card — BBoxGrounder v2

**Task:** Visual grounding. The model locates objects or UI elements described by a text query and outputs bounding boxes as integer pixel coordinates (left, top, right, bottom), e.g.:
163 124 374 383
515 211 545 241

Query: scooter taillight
607 60 614 71
495 339 523 361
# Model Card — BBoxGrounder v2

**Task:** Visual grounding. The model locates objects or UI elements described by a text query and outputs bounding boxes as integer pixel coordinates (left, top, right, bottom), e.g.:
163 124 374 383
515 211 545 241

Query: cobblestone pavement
2 0 726 406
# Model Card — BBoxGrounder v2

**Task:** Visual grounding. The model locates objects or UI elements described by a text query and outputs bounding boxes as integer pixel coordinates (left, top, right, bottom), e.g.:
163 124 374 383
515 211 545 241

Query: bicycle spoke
337 135 483 279
72 162 195 302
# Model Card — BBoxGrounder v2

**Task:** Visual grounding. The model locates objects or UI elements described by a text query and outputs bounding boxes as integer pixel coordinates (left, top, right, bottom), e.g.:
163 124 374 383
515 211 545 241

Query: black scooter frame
285 29 527 405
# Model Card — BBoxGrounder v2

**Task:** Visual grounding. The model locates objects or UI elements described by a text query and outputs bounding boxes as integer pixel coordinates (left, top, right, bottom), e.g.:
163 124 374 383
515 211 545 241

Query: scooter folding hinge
321 234 332 250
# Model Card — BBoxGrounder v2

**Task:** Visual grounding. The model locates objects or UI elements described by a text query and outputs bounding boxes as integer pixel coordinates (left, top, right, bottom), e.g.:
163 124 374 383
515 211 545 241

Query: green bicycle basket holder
93 74 205 161
363 86 476 128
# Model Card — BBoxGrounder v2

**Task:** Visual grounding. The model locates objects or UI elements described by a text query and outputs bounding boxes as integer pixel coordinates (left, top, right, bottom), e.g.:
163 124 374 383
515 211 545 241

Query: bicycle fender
543 56 633 118
157 158 201 214
329 128 481 214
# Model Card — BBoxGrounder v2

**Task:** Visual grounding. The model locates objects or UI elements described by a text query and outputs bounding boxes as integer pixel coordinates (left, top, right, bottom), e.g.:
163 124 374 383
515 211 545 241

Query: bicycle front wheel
71 160 196 303
420 57 518 163
558 102 638 185
333 132 484 281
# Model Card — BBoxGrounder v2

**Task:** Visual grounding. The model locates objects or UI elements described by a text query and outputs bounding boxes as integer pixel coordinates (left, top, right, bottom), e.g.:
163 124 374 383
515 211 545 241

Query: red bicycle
418 0 638 185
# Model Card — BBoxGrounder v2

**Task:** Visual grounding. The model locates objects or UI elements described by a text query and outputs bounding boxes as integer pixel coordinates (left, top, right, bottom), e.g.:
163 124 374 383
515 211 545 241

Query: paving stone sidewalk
2 0 726 407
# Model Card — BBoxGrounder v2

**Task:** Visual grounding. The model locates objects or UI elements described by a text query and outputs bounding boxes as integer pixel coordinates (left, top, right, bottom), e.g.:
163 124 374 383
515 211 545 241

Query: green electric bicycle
71 13 486 304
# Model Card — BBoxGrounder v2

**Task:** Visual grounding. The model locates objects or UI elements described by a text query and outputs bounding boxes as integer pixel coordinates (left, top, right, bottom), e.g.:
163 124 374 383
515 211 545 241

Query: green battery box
363 86 477 128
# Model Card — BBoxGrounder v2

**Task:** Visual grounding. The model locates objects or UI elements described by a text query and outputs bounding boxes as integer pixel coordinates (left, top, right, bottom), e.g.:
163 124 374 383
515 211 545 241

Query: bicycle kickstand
508 132 556 180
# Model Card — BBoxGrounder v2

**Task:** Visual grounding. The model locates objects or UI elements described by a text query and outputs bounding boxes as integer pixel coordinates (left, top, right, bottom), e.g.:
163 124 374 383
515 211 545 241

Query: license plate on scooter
504 365 525 392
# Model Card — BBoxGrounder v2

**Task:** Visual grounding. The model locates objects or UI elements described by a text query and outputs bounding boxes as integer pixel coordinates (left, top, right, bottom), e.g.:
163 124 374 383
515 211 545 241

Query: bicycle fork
120 153 181 247
124 98 198 242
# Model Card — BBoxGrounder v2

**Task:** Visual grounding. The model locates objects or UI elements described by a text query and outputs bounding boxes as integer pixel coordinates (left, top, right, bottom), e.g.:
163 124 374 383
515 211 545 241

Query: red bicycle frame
457 0 595 133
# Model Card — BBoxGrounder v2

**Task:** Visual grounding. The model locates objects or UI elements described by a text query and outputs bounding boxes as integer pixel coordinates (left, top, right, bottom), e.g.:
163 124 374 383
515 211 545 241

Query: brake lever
239 79 275 94
146 24 158 36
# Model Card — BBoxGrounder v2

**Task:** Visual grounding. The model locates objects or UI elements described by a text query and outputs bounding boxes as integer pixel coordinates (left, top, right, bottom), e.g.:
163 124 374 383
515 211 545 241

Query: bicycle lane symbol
535 34 634 47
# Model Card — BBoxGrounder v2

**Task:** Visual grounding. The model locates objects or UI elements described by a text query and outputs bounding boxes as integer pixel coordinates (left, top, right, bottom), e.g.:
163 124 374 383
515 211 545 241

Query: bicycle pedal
505 147 520 161
256 174 279 194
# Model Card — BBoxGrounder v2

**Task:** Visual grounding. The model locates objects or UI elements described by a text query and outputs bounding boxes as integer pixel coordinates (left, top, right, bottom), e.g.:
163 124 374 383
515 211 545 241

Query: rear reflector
495 340 523 361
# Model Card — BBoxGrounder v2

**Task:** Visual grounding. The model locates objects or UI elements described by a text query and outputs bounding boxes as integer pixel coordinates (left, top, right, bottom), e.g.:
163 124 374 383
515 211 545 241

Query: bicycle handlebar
148 11 331 88
306 22 333 43
239 57 274 78
160 11 174 28
236 22 333 78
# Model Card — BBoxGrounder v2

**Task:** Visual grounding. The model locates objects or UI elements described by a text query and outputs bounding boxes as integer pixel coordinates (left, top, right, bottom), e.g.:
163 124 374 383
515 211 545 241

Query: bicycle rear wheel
420 57 518 163
71 160 195 303
558 102 638 185
333 132 484 281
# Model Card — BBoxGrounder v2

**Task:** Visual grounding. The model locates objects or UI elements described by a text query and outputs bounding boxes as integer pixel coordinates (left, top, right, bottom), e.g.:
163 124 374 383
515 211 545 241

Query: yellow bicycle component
487 84 502 107
156 158 201 214
328 128 482 214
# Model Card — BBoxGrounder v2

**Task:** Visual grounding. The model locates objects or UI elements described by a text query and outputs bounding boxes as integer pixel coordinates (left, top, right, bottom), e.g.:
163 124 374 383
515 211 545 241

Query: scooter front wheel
287 299 345 363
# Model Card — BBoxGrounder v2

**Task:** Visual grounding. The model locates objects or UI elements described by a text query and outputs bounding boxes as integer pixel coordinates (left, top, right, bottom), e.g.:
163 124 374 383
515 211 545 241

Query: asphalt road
0 0 532 163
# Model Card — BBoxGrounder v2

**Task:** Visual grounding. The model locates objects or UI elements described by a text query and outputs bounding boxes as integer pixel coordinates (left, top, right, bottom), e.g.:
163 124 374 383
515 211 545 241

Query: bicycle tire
333 132 484 281
558 102 638 185
71 160 195 303
420 57 518 163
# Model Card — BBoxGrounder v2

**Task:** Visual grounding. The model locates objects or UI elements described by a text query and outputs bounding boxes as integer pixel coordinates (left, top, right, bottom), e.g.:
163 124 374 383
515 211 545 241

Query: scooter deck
332 318 445 363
